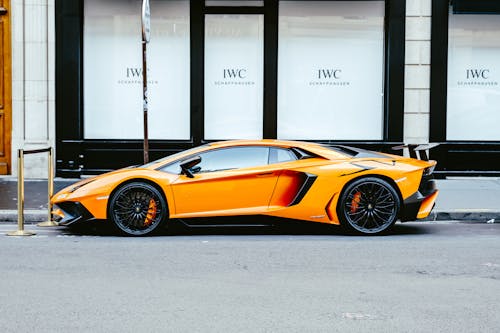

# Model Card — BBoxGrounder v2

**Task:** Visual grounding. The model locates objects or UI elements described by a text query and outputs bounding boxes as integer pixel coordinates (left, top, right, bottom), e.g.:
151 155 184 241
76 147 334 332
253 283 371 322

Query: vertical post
142 0 151 164
38 147 58 227
18 150 24 230
7 150 35 236
142 40 149 164
48 147 54 218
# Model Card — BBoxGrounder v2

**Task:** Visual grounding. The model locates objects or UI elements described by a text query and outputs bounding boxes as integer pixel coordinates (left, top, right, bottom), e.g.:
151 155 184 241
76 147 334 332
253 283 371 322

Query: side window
269 148 297 164
160 146 271 175
197 147 270 173
160 161 182 175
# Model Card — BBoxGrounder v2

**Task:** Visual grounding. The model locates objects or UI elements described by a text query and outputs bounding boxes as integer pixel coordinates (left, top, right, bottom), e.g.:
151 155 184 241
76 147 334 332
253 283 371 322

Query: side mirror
180 156 202 178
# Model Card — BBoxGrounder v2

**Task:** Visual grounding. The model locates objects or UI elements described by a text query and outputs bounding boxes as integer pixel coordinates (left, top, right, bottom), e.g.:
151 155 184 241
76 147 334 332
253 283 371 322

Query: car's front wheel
338 177 400 235
109 182 168 236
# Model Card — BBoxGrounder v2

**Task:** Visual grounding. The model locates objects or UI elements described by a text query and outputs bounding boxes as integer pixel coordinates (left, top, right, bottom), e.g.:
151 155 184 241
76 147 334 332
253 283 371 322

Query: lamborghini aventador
51 140 438 236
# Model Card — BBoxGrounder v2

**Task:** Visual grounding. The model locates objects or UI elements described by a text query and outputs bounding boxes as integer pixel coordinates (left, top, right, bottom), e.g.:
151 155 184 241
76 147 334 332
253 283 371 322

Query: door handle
0 7 7 15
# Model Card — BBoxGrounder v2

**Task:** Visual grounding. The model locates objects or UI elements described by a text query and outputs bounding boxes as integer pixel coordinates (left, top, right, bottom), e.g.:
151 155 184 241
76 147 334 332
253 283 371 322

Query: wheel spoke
353 210 368 225
374 209 394 217
348 209 366 217
371 210 384 226
375 202 395 209
375 192 393 204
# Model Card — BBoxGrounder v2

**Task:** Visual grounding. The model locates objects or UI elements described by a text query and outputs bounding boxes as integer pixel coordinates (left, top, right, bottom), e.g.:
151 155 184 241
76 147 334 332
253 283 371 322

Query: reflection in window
197 147 269 172
160 146 271 174
270 148 296 164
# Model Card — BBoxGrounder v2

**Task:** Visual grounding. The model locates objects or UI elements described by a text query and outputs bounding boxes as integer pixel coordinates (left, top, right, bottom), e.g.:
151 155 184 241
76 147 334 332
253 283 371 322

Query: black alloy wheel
109 182 167 236
338 177 400 235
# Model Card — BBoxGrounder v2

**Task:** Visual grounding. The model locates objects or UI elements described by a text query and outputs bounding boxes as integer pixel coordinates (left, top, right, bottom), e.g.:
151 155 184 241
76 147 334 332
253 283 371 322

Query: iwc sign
117 67 159 85
456 68 498 86
310 68 350 86
214 68 255 86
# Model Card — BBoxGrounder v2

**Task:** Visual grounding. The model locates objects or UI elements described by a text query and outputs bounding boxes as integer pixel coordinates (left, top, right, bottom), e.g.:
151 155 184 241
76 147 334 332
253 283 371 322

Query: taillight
423 165 435 176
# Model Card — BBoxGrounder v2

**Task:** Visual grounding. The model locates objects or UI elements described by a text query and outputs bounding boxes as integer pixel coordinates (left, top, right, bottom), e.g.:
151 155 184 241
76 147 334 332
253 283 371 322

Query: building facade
2 0 500 178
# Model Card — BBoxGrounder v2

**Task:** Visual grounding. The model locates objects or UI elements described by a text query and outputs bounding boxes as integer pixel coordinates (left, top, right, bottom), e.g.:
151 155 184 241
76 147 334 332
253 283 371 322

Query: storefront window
205 1 264 6
447 13 500 141
204 14 264 140
277 1 385 140
83 0 190 140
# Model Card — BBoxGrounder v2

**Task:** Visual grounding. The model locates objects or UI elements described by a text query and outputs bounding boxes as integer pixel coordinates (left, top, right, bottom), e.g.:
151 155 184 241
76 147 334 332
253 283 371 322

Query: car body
51 140 438 235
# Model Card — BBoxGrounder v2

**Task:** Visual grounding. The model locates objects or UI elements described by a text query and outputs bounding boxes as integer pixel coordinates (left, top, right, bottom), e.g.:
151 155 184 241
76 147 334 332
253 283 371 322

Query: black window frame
55 0 405 177
430 0 500 176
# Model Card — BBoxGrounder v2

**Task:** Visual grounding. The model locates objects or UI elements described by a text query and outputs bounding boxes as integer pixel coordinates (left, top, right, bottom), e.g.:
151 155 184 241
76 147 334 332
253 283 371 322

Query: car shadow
63 217 431 237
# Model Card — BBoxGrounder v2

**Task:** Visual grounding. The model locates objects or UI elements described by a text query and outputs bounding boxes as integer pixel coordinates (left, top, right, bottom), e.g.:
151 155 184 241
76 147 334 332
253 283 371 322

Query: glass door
204 14 264 140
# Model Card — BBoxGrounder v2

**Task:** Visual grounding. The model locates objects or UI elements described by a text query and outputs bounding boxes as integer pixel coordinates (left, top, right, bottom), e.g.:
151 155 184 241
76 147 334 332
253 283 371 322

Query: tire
337 177 400 235
108 182 168 236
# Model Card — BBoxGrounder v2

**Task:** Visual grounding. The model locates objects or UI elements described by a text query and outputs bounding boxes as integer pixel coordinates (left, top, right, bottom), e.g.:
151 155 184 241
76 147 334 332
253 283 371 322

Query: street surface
1 221 499 332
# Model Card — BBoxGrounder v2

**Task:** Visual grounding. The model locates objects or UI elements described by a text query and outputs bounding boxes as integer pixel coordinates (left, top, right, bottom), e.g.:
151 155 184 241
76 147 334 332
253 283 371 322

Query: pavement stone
0 176 499 224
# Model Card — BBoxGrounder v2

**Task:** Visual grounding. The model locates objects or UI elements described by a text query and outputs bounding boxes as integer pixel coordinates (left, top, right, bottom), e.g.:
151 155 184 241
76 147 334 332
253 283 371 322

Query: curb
0 210 48 224
422 210 499 223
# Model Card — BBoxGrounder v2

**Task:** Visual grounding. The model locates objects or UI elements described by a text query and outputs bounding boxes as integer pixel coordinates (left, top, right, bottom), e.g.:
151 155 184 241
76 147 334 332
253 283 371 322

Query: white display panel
277 1 385 140
84 0 190 140
204 15 264 140
447 13 500 141
205 1 264 6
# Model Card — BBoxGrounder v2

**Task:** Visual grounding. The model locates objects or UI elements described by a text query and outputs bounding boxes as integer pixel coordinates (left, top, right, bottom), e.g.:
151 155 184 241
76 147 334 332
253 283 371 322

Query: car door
170 146 281 217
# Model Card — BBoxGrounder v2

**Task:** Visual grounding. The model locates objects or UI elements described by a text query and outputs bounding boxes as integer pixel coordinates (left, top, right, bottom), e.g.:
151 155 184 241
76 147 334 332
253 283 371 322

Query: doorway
0 0 11 175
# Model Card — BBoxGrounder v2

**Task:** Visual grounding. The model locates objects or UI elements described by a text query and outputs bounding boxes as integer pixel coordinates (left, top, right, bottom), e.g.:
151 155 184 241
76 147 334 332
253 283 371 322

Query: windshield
141 145 209 168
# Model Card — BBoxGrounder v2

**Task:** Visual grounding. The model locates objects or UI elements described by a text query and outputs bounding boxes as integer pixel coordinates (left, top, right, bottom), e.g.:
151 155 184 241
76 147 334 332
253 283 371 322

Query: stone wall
404 0 431 144
11 0 55 178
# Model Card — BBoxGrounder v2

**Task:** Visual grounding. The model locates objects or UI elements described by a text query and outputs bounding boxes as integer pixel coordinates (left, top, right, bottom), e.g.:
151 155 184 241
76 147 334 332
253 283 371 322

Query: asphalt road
1 222 499 333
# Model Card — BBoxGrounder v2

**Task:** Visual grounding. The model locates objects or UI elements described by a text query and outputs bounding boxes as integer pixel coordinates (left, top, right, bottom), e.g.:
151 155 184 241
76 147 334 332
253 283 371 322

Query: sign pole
141 0 151 164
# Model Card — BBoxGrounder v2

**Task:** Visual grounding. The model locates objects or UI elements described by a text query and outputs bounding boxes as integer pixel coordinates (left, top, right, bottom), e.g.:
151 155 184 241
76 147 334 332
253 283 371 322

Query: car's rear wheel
109 182 167 236
338 177 400 235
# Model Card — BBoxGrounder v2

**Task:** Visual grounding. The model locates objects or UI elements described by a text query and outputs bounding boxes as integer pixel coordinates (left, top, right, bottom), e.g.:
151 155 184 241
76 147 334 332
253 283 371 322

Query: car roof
207 139 321 149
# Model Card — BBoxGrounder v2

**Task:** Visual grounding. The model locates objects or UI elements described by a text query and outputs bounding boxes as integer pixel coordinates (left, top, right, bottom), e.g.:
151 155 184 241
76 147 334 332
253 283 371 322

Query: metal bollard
38 147 58 227
7 149 36 236
7 147 59 236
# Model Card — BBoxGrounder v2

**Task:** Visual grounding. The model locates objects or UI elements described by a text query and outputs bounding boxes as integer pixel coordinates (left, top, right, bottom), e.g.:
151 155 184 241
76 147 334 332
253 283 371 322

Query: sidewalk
0 177 499 223
428 178 500 222
0 178 78 223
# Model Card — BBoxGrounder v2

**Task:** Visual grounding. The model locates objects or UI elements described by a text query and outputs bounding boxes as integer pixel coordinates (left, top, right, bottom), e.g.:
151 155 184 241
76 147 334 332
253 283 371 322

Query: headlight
56 193 68 200
69 178 96 193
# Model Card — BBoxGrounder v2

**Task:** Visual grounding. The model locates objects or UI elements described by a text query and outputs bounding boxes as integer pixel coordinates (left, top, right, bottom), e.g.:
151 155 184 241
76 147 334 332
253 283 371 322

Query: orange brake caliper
144 199 157 226
350 192 362 214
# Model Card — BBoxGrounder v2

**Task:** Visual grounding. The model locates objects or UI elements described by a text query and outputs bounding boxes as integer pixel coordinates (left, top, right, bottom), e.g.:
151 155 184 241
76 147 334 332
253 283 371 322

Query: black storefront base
431 143 500 177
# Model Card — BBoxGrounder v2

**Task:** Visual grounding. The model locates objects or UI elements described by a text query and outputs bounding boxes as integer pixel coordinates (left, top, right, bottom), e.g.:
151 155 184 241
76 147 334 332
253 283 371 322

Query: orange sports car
51 140 438 236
